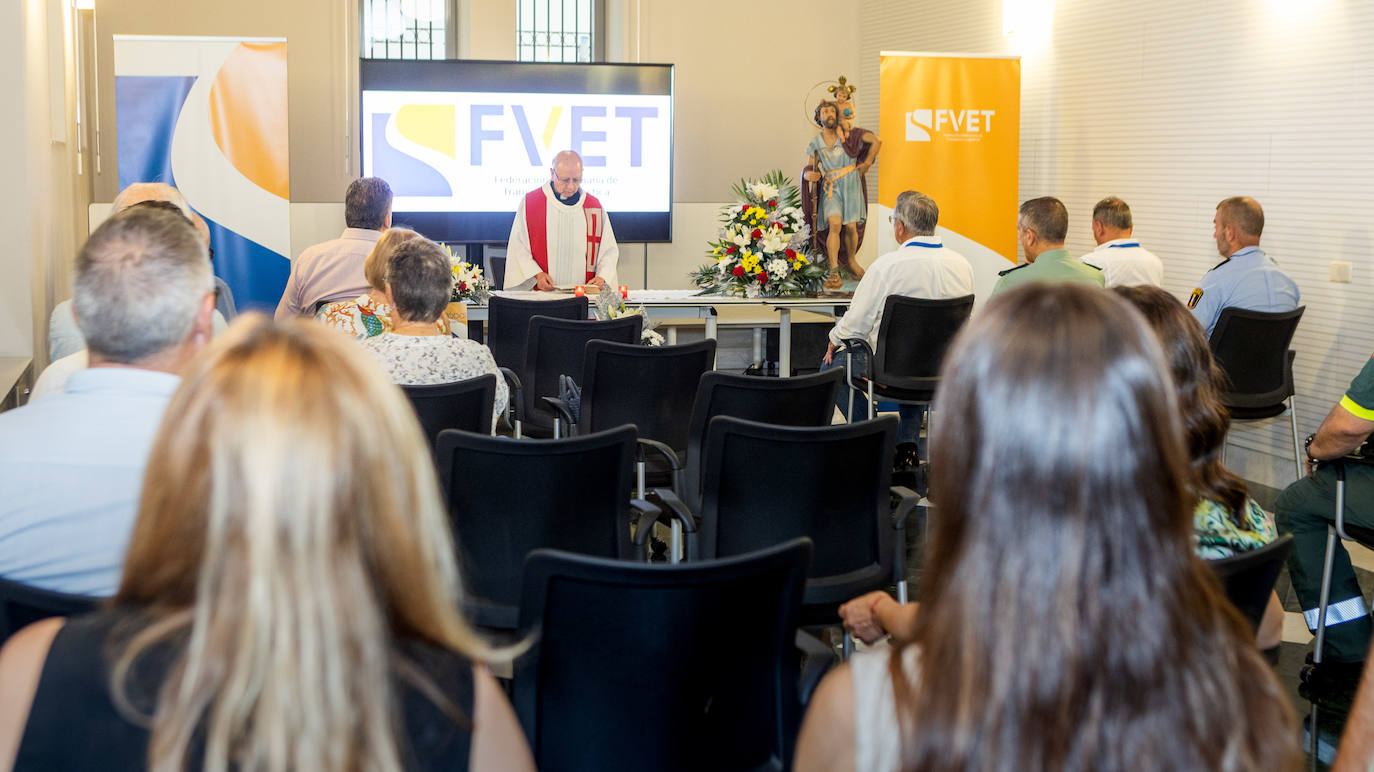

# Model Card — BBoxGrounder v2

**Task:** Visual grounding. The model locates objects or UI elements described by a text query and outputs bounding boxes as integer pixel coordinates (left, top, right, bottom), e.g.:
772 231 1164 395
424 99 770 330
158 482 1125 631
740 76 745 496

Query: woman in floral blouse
317 227 456 338
362 238 507 427
1114 285 1282 653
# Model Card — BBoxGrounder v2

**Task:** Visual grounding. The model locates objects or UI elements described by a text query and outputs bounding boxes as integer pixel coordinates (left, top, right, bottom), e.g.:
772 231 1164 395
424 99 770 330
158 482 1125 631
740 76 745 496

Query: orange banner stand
879 52 1020 264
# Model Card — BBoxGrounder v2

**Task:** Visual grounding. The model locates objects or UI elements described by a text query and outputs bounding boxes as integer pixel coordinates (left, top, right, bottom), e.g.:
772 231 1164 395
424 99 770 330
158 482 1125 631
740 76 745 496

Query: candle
573 285 585 297
618 285 629 299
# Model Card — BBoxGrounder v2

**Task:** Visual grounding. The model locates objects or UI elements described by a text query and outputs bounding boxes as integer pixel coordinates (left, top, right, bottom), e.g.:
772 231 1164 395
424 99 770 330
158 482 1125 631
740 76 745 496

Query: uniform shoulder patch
998 263 1029 277
1187 288 1203 309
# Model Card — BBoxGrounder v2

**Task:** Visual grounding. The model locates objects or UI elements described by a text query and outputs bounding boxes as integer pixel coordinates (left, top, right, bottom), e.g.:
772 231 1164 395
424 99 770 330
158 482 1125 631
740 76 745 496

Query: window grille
362 0 449 60
517 0 595 63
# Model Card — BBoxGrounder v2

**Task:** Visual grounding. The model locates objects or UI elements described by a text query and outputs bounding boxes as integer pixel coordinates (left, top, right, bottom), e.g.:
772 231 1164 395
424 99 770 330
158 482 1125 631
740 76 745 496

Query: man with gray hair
0 207 215 595
48 182 229 361
820 190 973 467
1079 196 1164 288
276 177 392 319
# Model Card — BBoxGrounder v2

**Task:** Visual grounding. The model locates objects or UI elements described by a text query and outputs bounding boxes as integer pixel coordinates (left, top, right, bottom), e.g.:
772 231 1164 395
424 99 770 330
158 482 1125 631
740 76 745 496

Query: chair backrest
682 369 842 506
1207 533 1294 634
0 577 101 645
513 538 813 772
522 315 642 434
696 415 896 615
871 294 975 388
579 339 718 451
487 295 588 371
435 425 637 629
400 374 496 447
1209 306 1305 408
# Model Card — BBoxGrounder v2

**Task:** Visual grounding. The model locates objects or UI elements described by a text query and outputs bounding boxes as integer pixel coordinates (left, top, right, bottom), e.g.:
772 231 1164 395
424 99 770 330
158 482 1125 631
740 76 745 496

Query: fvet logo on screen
469 104 660 167
905 109 997 142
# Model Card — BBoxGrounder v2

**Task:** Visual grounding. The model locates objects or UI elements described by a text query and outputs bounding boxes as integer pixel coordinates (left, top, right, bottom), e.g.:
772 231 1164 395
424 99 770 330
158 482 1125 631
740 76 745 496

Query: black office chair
486 294 588 372
519 315 642 437
0 577 101 645
1207 533 1293 635
838 293 974 420
670 416 918 643
648 369 842 509
435 425 672 631
1208 306 1306 481
1310 458 1374 666
512 538 828 772
546 338 717 490
399 374 497 450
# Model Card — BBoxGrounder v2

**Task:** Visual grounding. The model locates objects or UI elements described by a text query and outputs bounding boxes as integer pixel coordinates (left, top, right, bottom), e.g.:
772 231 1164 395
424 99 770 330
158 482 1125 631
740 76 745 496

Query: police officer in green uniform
990 197 1104 297
1278 355 1374 691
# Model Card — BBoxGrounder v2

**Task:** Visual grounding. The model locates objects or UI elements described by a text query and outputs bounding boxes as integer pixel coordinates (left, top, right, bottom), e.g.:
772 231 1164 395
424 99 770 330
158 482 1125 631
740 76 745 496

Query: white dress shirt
828 236 975 348
1080 237 1164 288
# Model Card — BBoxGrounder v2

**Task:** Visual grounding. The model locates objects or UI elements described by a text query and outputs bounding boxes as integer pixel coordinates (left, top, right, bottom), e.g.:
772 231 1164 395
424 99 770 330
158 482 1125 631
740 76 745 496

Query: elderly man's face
551 159 582 198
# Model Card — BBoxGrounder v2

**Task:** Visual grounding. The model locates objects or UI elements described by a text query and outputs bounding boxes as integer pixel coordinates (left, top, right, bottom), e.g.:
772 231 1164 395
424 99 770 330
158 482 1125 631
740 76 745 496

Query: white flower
642 329 665 346
744 281 762 299
749 181 779 201
766 258 789 279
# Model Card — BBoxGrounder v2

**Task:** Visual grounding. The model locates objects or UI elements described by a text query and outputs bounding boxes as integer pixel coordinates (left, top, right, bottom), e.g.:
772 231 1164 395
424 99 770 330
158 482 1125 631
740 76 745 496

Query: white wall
858 0 1374 489
0 0 80 375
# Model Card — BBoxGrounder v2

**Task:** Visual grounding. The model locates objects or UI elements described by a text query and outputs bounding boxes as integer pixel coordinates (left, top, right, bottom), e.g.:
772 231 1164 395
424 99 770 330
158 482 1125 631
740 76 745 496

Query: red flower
768 201 777 208
726 246 738 254
757 272 768 283
458 281 468 291
751 229 762 239
785 248 797 259
740 205 750 213
732 265 745 277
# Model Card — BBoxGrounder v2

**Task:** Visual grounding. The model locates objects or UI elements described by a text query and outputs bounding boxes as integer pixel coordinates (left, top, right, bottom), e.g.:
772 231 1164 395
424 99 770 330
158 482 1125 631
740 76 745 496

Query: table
465 291 851 376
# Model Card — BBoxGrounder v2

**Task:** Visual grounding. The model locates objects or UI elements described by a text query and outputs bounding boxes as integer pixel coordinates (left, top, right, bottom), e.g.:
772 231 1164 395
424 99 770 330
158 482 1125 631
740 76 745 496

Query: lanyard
1106 241 1140 249
903 238 941 249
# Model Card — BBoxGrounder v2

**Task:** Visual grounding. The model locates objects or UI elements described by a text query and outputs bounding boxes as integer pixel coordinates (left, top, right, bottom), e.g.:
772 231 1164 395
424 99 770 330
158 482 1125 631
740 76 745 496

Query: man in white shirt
820 190 973 464
504 150 619 290
1079 196 1164 288
0 207 215 595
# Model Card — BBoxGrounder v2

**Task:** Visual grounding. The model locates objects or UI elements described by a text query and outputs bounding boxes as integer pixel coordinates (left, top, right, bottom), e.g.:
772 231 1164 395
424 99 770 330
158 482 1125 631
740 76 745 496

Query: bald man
1188 196 1299 337
504 150 620 291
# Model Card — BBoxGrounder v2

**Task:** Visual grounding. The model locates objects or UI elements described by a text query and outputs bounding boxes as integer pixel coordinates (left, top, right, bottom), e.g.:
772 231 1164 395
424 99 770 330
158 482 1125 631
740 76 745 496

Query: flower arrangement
446 246 492 303
594 288 664 346
690 171 825 298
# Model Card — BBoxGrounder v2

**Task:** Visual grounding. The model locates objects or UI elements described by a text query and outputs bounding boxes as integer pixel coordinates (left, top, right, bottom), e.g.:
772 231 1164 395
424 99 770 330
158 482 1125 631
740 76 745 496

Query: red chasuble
524 188 606 283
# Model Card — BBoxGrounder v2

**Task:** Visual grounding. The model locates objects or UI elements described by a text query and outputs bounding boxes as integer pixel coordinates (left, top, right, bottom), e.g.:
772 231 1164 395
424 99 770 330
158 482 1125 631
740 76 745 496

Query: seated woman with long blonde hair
796 284 1298 772
0 316 533 771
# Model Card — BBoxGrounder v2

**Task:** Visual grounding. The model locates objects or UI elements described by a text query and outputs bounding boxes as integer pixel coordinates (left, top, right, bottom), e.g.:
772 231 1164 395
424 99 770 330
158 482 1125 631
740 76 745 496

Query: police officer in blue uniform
1187 196 1299 337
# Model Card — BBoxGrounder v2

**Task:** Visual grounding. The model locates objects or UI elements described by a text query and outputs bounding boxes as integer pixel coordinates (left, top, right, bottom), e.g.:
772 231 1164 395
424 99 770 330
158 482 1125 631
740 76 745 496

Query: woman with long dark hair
795 284 1298 772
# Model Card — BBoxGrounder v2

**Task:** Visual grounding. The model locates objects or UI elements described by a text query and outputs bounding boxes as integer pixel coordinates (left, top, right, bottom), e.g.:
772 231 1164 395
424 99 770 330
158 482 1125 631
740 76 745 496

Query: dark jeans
1276 463 1374 663
819 350 923 445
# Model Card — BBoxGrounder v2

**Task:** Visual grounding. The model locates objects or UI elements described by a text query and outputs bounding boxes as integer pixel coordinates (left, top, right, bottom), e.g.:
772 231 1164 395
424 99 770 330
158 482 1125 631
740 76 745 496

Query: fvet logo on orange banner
880 53 1020 262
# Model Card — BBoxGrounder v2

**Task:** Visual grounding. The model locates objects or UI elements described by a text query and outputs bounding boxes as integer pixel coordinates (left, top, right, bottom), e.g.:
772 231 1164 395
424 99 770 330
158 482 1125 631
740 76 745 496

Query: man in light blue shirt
1188 196 1300 337
0 207 215 596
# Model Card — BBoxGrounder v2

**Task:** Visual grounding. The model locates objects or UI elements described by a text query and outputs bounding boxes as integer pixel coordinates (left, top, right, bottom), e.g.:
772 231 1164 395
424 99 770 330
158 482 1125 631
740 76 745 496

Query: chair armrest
838 337 875 359
636 438 683 471
498 367 523 421
795 630 837 707
543 396 576 433
630 498 662 559
645 488 698 534
890 486 919 531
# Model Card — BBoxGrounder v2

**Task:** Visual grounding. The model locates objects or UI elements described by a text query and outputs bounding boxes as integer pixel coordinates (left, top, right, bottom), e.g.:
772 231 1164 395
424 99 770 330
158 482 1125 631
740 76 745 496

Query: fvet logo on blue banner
361 91 672 213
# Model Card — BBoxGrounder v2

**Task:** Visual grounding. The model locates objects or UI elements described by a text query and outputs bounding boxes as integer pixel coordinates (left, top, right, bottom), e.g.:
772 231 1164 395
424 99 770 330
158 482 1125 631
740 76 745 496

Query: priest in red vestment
504 150 620 291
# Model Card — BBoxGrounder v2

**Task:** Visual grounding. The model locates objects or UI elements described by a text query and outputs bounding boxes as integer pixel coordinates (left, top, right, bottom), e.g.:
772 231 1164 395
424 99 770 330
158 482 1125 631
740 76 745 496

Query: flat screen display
360 59 674 243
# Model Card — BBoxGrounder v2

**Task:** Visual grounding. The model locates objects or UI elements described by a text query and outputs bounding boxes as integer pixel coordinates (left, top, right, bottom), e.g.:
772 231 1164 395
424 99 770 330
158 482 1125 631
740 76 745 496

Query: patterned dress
361 333 509 427
1193 497 1277 559
317 294 453 339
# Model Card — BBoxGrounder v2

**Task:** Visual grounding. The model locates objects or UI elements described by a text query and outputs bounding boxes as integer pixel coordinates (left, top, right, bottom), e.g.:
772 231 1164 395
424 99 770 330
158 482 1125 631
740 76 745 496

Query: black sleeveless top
15 610 475 770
